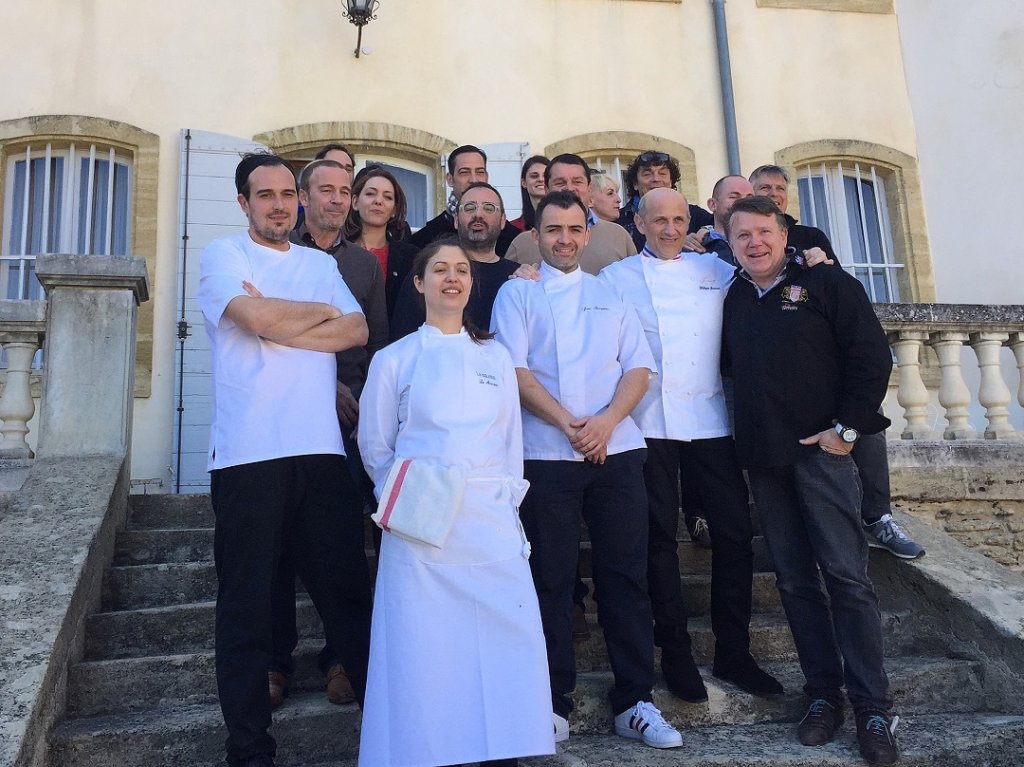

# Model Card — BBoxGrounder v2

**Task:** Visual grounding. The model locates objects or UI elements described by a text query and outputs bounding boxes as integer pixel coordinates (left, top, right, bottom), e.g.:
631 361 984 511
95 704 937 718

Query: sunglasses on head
638 151 670 165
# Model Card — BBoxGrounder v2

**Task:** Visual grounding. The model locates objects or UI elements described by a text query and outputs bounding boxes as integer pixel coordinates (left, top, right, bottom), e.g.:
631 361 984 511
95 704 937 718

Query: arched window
776 140 935 303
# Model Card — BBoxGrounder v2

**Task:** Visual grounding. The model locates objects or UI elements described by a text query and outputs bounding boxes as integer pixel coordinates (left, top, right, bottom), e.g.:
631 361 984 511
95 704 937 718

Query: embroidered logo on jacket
782 285 808 303
699 277 722 291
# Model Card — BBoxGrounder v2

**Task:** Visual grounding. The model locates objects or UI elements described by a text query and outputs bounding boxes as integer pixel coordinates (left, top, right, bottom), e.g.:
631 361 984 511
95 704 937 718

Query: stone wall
888 441 1024 574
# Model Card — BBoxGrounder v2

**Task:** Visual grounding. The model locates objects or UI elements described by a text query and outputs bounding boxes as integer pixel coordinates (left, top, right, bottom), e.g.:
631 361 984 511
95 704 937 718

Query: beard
458 221 500 253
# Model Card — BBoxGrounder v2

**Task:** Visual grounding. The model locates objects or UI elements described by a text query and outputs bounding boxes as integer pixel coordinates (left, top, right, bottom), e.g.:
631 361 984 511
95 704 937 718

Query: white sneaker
614 700 682 749
553 712 569 743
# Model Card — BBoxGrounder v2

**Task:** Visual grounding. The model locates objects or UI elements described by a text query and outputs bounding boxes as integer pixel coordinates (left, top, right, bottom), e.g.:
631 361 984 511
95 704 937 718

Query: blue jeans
747 449 891 713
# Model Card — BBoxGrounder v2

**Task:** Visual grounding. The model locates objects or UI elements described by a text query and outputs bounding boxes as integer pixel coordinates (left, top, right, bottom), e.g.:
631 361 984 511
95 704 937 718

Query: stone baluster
1009 332 1024 410
0 300 46 459
889 330 934 439
927 331 977 439
969 331 1017 440
0 335 41 458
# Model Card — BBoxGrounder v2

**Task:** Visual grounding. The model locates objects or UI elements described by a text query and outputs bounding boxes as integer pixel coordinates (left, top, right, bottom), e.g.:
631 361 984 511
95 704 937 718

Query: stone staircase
47 494 1024 766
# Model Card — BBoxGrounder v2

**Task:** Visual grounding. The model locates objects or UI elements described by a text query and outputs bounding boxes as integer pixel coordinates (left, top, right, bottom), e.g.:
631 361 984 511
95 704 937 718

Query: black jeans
644 436 754 661
520 449 654 718
269 431 375 678
211 454 372 763
748 449 891 712
852 430 891 523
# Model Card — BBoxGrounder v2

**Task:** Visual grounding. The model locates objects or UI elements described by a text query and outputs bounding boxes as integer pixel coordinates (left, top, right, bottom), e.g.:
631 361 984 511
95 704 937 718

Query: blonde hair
589 171 620 195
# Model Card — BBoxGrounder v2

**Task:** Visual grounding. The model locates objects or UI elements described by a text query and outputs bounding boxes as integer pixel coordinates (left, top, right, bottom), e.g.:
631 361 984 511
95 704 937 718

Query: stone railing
876 304 1024 440
0 300 46 459
0 255 149 464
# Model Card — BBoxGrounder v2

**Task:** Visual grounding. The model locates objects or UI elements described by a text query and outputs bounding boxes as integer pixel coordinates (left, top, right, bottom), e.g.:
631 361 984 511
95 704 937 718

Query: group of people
198 142 924 767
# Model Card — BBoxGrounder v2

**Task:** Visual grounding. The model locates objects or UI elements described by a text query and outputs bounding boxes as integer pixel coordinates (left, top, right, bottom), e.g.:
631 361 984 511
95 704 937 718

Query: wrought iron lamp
342 0 380 58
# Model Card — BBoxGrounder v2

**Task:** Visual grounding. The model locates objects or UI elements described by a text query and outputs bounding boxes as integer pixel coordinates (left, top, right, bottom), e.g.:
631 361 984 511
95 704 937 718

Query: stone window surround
544 131 701 205
0 115 158 397
775 138 935 304
756 0 893 13
254 122 457 217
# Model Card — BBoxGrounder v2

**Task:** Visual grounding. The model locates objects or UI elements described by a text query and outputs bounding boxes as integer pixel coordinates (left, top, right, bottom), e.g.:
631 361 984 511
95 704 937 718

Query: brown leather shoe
326 664 355 705
268 671 288 710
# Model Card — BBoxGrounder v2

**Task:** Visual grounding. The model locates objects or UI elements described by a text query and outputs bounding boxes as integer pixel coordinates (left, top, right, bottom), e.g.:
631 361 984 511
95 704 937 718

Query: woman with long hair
345 165 420 318
357 240 554 767
508 155 549 232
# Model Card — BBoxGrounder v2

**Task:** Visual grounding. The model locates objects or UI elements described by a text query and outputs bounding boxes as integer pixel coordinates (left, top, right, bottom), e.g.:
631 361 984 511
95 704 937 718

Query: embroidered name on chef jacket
477 371 499 387
699 276 724 291
781 285 809 310
581 304 613 313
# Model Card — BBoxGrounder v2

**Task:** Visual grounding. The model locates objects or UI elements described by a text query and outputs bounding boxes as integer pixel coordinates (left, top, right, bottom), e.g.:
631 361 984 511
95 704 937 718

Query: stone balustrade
1 299 1021 462
875 304 1024 441
0 300 46 458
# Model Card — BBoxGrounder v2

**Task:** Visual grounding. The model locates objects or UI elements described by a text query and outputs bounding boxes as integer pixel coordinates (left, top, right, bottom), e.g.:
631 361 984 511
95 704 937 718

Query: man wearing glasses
619 151 714 252
390 182 520 339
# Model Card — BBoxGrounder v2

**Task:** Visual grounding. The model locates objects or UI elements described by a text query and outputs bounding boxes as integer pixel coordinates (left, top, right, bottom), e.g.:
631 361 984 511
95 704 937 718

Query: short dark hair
545 153 591 187
624 150 681 198
234 153 294 200
410 237 495 343
298 159 347 193
748 164 791 186
724 195 789 238
314 143 356 166
447 145 488 175
534 190 589 229
458 181 504 211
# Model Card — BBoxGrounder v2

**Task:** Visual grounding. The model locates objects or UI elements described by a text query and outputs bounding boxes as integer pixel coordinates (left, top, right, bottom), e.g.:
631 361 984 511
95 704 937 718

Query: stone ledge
875 302 1024 328
0 454 128 767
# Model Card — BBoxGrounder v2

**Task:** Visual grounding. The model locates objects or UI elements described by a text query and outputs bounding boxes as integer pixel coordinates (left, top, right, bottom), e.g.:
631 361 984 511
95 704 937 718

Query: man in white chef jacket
599 187 784 705
491 190 683 750
197 153 373 767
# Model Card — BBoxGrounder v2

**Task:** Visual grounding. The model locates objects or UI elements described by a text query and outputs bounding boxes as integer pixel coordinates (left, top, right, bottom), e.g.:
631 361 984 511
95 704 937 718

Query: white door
171 129 267 493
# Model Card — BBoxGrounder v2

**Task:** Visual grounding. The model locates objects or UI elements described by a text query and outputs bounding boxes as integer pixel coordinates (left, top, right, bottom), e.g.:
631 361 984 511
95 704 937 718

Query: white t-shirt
198 232 363 470
600 253 736 441
491 261 654 461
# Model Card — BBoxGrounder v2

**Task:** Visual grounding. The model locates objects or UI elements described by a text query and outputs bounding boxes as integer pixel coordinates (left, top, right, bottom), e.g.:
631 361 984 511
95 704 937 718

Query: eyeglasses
638 151 670 165
459 202 501 215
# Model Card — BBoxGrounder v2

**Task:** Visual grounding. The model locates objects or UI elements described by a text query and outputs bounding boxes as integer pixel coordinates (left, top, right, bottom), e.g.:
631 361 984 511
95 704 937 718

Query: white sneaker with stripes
613 700 683 749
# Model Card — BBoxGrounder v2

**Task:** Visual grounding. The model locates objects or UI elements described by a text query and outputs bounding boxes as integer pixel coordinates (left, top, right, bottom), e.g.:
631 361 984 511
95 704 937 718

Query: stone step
50 693 1018 767
128 493 214 529
111 526 769 582
100 557 782 615
66 618 980 721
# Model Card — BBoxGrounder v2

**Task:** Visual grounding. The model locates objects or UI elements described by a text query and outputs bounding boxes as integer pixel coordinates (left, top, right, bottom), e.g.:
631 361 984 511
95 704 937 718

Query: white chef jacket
599 252 737 441
491 261 655 461
197 232 362 470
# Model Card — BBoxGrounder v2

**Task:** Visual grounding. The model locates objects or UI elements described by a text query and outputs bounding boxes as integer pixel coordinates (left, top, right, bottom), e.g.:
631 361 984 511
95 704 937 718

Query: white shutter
171 129 267 493
440 142 529 219
480 142 529 220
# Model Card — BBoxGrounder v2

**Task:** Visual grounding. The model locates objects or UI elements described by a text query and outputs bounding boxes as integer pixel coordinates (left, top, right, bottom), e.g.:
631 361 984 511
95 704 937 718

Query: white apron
358 333 554 767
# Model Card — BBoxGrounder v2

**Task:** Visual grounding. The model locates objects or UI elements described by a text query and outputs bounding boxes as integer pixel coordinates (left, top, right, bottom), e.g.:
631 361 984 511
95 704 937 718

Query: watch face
841 428 858 443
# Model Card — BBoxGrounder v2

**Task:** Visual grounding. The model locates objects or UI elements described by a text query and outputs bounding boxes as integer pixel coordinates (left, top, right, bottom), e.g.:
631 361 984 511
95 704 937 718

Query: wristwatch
835 423 859 443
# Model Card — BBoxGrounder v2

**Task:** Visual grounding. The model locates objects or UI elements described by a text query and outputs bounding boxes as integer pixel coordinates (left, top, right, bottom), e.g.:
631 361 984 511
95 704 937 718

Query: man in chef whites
599 187 783 706
491 189 683 750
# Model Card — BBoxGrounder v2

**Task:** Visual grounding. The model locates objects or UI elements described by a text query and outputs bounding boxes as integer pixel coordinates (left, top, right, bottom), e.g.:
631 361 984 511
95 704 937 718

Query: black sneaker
856 709 900 765
797 698 843 746
662 650 708 703
712 654 784 697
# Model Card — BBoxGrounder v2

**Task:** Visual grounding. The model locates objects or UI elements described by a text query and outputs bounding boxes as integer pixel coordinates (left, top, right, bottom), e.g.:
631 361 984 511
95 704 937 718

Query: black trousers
211 454 372 764
644 437 754 662
520 449 654 718
852 430 891 523
269 431 375 677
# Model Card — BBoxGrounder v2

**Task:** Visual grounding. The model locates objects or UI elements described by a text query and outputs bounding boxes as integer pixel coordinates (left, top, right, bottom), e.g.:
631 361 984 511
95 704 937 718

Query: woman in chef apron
357 238 555 767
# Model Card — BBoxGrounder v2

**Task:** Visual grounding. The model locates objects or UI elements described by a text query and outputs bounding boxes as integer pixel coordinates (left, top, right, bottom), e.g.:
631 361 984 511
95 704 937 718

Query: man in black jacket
746 165 925 560
721 196 900 766
408 144 520 257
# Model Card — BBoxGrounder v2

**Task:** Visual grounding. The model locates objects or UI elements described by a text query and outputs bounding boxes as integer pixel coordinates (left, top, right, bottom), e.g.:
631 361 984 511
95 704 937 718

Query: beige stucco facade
1 0 1020 488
